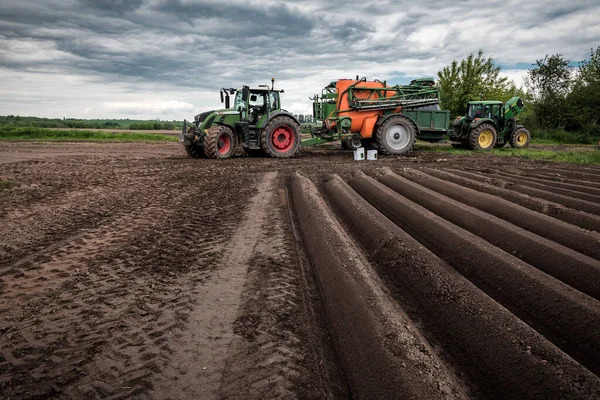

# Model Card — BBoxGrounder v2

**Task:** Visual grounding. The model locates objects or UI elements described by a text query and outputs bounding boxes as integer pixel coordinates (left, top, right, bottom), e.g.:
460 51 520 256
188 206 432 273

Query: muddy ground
0 141 599 399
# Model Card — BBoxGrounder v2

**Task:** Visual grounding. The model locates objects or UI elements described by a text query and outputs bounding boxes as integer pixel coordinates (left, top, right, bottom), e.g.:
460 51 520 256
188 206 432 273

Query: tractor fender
257 111 300 129
469 118 496 131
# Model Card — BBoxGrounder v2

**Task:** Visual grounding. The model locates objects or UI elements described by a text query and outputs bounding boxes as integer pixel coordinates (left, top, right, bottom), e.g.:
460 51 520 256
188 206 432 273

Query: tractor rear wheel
204 125 235 159
510 127 531 148
469 123 497 151
261 116 301 158
184 143 204 158
376 115 416 155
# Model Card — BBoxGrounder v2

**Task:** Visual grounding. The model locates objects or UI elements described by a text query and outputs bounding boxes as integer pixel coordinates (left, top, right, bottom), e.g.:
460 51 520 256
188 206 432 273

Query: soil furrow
392 169 600 264
504 170 600 196
350 172 600 376
491 170 600 203
448 168 600 215
322 173 600 399
292 173 464 400
421 167 600 232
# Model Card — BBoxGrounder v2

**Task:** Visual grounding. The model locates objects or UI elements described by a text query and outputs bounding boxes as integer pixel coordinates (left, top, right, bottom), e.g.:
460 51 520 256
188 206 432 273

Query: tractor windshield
233 91 244 111
467 104 484 118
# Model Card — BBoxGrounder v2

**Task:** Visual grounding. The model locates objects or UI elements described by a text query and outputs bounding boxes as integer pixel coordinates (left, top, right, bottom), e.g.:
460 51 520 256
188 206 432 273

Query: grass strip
415 142 600 165
0 127 177 142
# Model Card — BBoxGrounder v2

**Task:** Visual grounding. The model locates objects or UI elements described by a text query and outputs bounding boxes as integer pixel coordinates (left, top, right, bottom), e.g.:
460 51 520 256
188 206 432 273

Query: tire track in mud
217 179 343 399
0 159 255 399
291 167 600 399
151 171 298 400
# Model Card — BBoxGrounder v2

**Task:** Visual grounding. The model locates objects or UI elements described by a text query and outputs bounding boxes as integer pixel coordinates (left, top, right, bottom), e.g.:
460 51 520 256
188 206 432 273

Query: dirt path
151 172 278 399
1 141 600 399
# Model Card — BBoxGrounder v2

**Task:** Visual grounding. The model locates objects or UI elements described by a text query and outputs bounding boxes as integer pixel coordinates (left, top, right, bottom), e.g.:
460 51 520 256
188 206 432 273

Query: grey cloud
1 0 600 119
79 0 145 14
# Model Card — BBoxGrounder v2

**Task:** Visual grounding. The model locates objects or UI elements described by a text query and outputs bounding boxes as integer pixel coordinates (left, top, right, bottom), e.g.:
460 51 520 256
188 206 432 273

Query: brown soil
1 141 599 399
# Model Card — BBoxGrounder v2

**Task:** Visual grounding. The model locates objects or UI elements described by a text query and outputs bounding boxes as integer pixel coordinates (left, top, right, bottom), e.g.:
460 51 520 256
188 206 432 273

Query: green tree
526 54 572 129
437 50 517 117
568 47 600 135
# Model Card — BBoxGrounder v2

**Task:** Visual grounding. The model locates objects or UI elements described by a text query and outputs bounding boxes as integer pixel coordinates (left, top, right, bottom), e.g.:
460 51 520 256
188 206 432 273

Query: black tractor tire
244 148 264 157
343 137 363 151
376 115 417 155
203 125 235 159
510 127 531 148
260 116 301 158
184 143 204 158
469 123 497 151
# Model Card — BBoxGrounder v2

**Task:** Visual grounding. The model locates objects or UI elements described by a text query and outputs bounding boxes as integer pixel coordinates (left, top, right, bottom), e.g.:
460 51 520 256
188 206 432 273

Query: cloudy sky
0 0 599 120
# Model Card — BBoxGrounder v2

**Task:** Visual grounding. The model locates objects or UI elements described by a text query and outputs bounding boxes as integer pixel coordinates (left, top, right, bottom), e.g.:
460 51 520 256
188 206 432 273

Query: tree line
437 47 600 143
0 116 182 130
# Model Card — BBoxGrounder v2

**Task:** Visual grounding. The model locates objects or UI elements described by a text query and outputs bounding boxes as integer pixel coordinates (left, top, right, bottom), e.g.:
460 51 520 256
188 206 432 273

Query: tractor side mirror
242 86 249 102
220 90 224 104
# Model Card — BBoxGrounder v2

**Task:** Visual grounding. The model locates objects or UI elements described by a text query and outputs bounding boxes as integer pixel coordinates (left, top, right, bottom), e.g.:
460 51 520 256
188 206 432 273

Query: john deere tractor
180 79 301 159
449 97 530 150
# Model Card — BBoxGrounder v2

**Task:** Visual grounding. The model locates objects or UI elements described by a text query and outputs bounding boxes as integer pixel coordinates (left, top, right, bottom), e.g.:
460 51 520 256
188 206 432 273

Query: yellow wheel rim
478 130 494 148
516 132 527 145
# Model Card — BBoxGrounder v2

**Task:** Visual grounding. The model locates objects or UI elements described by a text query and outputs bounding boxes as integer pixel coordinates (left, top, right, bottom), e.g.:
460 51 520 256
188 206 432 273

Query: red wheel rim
217 134 231 155
271 126 294 152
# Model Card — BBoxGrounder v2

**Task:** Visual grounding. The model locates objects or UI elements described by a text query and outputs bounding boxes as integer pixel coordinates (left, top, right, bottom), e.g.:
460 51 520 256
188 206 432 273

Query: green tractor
180 79 301 159
449 97 530 150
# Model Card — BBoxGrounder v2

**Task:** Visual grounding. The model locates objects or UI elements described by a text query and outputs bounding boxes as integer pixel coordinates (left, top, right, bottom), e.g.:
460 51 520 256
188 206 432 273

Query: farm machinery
450 97 530 150
306 77 450 155
180 79 301 159
181 76 450 159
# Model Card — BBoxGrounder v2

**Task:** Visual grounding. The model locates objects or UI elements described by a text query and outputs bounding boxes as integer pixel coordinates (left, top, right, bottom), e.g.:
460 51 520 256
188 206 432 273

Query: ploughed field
0 141 599 399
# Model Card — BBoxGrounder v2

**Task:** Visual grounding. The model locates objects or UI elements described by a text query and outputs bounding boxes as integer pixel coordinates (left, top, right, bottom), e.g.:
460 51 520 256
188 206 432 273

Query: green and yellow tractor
180 79 301 159
450 97 530 150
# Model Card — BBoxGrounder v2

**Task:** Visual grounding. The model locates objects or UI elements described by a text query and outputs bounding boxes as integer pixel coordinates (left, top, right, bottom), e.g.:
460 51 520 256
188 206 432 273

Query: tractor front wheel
469 123 497 151
376 115 416 155
261 116 301 158
204 125 235 159
510 127 531 148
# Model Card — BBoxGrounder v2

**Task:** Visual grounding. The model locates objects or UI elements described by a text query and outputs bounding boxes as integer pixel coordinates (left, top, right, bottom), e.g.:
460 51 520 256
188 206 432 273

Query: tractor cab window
468 104 484 118
233 91 244 111
248 91 267 124
491 104 501 118
270 92 280 110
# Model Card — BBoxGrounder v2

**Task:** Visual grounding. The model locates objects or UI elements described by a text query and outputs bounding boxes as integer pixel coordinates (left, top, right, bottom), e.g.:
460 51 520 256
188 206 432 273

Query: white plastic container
367 150 378 160
354 147 365 161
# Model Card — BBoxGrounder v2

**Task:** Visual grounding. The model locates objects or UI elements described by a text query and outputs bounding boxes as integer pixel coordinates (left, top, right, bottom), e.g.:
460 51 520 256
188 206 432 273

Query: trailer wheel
343 137 363 151
261 116 301 158
184 144 204 158
204 125 235 159
510 127 530 148
376 115 416 155
469 123 496 151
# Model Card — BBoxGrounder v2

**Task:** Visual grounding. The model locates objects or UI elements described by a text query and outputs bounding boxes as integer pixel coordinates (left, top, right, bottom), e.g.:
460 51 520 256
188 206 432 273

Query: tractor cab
466 101 503 121
233 88 281 125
